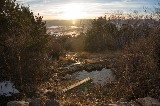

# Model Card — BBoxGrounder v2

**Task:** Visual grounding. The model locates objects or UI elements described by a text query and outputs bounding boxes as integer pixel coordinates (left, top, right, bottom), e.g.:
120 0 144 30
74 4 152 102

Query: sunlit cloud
16 0 157 20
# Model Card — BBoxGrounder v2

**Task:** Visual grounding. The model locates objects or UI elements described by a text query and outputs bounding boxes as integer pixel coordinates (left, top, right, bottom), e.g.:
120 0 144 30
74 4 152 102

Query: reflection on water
47 25 83 37
71 68 115 86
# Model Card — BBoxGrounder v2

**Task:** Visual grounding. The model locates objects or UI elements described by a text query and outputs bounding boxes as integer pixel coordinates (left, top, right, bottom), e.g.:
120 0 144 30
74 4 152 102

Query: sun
62 3 87 20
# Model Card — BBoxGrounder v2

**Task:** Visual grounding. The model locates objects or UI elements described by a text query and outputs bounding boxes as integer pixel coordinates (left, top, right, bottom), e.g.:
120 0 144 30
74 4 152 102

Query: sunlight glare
62 3 87 20
72 20 76 25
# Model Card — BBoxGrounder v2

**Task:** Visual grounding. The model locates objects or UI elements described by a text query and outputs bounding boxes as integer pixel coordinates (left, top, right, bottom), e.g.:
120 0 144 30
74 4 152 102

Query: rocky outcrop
136 97 160 106
7 98 60 106
7 101 29 106
44 99 60 106
29 97 60 106
29 98 42 106
58 59 111 76
108 97 160 106
7 96 160 106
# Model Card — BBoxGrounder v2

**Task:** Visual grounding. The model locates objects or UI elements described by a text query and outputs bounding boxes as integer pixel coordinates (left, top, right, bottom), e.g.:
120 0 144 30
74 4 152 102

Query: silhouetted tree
118 23 134 48
0 0 58 90
85 17 118 52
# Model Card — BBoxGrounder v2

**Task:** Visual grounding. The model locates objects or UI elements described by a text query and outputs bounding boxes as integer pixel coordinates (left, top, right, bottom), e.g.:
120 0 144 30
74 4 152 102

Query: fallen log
61 77 91 93
39 77 91 96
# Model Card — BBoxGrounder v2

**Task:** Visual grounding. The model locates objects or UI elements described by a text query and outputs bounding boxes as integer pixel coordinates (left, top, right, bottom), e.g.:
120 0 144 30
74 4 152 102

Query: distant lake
47 26 83 36
47 26 81 29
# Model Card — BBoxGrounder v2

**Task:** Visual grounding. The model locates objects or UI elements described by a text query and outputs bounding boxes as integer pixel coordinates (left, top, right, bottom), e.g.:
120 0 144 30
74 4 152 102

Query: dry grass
109 28 160 100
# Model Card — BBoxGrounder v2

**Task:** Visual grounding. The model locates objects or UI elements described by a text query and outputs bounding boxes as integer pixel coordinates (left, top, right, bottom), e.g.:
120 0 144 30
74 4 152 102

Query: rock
108 99 129 106
29 98 42 106
7 101 29 106
25 98 32 103
44 99 60 106
45 91 56 99
108 102 138 106
129 100 141 106
65 74 72 79
136 97 160 106
108 97 160 106
108 98 140 106
108 103 124 106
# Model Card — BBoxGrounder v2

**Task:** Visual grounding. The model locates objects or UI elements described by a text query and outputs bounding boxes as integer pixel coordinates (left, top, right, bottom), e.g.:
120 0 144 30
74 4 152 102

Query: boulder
44 99 60 106
136 97 160 106
108 98 140 106
29 98 42 106
7 101 29 106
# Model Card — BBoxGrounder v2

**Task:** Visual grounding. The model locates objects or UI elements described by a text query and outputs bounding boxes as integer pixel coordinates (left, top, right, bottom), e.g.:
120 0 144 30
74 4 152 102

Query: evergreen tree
0 0 55 89
85 16 118 52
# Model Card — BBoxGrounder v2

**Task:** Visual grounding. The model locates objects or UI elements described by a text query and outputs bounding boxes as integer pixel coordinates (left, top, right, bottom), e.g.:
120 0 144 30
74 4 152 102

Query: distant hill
45 19 92 27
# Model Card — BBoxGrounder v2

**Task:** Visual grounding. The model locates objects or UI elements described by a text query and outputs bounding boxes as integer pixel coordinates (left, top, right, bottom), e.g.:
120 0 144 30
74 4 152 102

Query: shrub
111 27 160 100
85 17 118 52
0 0 60 91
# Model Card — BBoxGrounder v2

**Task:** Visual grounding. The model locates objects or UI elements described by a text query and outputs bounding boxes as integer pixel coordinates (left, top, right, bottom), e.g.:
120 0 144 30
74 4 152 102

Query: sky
16 0 158 20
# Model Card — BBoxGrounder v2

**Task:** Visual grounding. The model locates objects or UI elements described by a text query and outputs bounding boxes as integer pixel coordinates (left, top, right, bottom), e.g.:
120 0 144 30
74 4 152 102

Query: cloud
16 0 157 19
16 0 34 3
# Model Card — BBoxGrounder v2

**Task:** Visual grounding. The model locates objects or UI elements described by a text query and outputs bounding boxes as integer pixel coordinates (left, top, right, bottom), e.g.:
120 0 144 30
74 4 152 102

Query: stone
136 97 160 106
45 91 56 98
108 103 124 106
29 98 42 106
7 101 29 106
129 100 141 106
108 98 141 106
44 99 60 106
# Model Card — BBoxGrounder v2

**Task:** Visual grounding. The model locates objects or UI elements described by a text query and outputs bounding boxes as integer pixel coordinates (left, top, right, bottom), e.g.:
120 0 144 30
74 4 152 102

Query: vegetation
0 0 160 105
50 12 160 100
57 7 160 101
0 0 61 90
110 28 160 100
85 16 118 52
92 13 160 101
